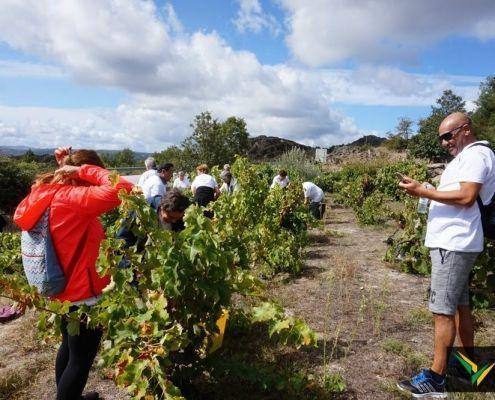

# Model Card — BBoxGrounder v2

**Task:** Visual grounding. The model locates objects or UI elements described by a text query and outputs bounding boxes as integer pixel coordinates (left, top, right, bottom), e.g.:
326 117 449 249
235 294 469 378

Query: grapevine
0 157 318 399
325 157 495 308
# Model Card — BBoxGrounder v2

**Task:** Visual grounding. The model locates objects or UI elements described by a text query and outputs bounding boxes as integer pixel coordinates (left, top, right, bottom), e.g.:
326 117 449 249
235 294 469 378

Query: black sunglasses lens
439 132 453 142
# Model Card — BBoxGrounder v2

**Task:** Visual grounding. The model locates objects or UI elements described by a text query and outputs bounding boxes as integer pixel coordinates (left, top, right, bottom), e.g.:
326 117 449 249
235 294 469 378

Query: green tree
472 76 495 143
113 148 136 167
433 89 466 116
182 112 219 167
99 152 115 167
153 145 190 170
397 117 413 140
409 90 466 161
384 117 413 150
22 149 37 163
182 112 249 168
384 133 407 151
0 158 45 215
220 116 250 159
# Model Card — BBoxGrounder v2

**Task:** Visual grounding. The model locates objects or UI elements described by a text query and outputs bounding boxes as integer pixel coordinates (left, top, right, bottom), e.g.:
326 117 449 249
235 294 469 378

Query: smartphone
395 172 405 181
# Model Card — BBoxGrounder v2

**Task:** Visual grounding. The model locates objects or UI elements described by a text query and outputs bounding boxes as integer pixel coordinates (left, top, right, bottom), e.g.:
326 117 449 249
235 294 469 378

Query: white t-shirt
191 174 217 190
137 169 156 188
425 141 495 252
303 182 324 203
173 177 190 190
271 175 290 188
141 173 166 204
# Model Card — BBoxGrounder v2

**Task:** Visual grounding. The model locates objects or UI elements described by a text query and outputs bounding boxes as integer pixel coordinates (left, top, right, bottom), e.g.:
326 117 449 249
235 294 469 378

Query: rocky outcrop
247 135 313 161
328 135 386 153
247 134 389 162
427 163 446 184
347 135 387 148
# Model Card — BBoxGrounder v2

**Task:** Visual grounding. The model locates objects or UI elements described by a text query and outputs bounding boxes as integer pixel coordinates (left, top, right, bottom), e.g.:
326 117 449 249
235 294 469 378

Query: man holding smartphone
397 112 495 398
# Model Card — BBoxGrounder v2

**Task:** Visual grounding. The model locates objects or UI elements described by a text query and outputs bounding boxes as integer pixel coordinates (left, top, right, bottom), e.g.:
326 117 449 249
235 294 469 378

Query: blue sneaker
397 369 447 398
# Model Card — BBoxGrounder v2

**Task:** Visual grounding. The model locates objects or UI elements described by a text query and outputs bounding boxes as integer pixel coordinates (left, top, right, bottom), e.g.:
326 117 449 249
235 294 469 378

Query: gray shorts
428 248 480 316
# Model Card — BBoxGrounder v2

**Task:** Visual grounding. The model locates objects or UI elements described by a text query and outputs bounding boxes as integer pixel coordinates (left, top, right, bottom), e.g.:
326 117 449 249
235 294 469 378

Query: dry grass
0 312 52 400
0 310 129 400
449 393 495 399
403 306 433 327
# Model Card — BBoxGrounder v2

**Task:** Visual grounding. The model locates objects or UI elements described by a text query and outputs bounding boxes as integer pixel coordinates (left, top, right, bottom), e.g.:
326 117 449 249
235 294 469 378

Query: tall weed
273 148 321 182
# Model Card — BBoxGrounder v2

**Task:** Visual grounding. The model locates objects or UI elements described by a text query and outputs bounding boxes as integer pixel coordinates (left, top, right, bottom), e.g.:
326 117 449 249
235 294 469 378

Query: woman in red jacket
14 147 133 400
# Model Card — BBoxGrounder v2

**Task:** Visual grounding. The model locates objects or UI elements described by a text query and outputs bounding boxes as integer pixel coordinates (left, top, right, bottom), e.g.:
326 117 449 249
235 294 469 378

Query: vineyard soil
2 200 495 399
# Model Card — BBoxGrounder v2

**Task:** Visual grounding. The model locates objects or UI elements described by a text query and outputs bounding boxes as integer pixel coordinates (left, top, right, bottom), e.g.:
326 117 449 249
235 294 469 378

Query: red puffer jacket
14 165 133 302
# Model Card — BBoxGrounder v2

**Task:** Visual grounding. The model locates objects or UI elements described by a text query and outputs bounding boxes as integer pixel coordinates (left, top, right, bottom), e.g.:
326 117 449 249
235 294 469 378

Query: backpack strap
469 142 493 151
476 195 485 213
467 143 495 207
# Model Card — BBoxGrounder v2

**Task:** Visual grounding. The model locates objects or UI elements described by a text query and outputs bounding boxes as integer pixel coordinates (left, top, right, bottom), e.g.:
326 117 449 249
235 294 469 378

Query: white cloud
281 0 495 66
233 0 282 36
0 60 64 78
0 106 125 150
0 0 175 92
0 0 363 149
163 3 185 36
318 66 482 107
0 65 482 150
0 1 486 151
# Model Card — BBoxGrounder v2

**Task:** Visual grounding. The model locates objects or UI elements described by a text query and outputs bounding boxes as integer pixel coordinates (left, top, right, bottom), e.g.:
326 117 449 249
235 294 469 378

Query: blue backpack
21 208 66 296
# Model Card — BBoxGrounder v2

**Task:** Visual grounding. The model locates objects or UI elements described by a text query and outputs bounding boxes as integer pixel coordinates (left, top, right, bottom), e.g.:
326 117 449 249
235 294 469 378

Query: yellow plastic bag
209 309 229 354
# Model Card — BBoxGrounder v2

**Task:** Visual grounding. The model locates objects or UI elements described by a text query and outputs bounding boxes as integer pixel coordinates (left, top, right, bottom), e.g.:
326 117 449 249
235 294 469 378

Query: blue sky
0 0 494 151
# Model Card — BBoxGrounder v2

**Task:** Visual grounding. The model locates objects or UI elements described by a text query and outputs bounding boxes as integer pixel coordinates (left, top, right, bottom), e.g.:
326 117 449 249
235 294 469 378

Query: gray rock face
427 163 446 180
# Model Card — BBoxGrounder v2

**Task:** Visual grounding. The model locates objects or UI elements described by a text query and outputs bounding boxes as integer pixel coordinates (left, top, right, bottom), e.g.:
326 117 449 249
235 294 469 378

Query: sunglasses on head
438 124 466 142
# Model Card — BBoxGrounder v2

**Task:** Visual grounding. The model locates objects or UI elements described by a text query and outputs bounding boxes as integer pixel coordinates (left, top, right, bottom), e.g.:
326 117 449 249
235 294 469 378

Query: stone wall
427 163 446 183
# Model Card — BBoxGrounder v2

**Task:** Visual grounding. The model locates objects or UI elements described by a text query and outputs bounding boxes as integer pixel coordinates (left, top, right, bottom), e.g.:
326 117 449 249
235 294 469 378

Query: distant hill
348 135 386 147
247 134 386 160
1 134 387 163
0 146 55 157
247 135 313 160
0 146 150 160
328 135 386 153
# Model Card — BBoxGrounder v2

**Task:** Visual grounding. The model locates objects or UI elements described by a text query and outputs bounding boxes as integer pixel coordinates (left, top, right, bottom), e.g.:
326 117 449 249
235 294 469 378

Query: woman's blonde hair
35 149 105 185
196 164 209 174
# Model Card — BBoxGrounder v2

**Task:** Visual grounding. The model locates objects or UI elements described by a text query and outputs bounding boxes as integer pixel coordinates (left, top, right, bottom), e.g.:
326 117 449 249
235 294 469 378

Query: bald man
397 112 495 397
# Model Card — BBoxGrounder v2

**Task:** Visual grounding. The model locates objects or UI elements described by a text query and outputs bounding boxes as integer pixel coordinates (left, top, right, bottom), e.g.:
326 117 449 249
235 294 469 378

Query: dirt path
2 202 494 399
268 203 433 399
268 202 495 399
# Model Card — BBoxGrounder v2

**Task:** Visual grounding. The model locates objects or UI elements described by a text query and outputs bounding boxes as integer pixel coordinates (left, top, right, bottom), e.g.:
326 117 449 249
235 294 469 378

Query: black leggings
55 314 103 400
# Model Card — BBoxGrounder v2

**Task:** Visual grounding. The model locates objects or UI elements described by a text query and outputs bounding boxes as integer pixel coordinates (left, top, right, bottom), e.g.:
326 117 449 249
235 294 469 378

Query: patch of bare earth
0 310 129 400
268 201 495 399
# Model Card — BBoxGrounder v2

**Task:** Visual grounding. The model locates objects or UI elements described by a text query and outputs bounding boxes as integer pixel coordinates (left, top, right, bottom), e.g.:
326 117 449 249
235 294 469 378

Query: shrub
325 159 428 225
0 158 50 215
273 148 321 182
